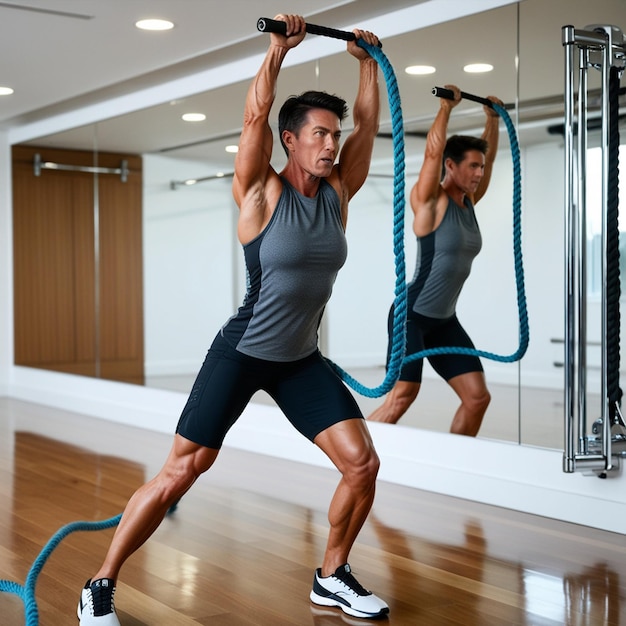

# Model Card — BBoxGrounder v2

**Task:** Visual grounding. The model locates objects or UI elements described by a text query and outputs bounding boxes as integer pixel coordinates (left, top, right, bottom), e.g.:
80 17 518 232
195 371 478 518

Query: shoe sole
310 604 389 624
310 590 389 619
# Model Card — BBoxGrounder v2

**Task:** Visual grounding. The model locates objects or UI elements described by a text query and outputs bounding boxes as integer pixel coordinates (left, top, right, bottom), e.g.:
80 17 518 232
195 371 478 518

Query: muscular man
369 84 502 437
78 14 388 624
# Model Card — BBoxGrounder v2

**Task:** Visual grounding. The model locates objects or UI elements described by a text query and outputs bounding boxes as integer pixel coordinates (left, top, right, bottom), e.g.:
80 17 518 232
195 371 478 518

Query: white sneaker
77 578 121 625
310 564 389 619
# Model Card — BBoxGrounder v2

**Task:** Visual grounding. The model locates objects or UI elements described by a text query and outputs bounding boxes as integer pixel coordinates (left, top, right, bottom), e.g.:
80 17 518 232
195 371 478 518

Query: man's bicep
234 128 273 198
338 131 375 198
411 160 442 207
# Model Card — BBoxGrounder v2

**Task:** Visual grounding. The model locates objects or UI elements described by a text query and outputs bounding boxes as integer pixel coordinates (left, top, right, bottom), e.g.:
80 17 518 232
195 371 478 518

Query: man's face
283 109 342 178
447 149 485 194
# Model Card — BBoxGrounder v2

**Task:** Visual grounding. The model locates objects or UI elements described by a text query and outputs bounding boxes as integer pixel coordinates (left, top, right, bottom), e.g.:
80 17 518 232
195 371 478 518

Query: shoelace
333 570 370 596
90 585 115 616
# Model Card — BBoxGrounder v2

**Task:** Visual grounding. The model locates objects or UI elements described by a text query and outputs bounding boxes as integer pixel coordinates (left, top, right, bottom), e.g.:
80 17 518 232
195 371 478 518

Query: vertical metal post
599 32 613 470
562 25 618 474
563 25 577 472
577 45 588 456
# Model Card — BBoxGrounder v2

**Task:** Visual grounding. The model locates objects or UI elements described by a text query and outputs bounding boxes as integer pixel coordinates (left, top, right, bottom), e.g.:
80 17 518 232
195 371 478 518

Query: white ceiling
1 0 624 171
0 0 379 122
0 0 488 125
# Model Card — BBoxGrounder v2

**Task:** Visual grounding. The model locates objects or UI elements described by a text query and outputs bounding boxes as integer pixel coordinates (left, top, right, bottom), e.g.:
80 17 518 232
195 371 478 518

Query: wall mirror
13 0 626 450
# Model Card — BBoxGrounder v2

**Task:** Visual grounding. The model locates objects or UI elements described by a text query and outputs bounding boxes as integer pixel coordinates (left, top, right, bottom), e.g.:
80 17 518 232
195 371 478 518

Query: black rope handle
257 17 382 47
432 86 494 109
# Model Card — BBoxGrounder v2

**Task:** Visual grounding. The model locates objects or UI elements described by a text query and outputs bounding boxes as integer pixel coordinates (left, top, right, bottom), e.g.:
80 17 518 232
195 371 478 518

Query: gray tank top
221 178 347 361
408 195 482 319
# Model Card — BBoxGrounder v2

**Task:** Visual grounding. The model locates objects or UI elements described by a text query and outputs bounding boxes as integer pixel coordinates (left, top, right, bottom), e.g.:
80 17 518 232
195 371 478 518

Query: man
368 84 503 437
77 14 388 624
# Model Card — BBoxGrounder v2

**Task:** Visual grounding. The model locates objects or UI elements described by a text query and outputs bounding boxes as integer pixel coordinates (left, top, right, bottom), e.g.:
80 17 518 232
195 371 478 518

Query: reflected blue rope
330 73 528 396
402 103 528 366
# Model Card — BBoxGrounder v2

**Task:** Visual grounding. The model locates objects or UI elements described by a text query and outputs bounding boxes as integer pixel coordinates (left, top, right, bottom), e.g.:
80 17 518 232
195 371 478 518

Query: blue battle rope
331 40 528 398
328 38 408 398
0 514 122 625
0 500 179 624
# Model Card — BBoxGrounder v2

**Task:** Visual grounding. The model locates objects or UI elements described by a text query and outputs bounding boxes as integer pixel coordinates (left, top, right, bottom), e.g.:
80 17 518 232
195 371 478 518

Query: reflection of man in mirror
368 84 503 437
77 14 389 625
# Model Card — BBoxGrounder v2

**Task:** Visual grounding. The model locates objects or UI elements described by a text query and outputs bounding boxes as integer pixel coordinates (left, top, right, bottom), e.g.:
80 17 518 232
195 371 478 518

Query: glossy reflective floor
1 397 625 625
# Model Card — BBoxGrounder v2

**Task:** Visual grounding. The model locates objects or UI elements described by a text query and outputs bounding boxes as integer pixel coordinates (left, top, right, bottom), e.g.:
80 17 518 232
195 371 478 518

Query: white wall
516 143 566 389
143 154 241 377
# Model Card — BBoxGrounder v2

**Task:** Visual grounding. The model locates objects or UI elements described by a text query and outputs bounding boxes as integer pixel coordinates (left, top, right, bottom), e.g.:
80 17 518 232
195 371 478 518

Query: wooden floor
1 397 625 625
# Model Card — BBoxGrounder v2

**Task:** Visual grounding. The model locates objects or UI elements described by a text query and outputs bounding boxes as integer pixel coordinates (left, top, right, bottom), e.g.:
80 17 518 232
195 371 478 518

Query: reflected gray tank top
221 178 347 361
408 195 482 319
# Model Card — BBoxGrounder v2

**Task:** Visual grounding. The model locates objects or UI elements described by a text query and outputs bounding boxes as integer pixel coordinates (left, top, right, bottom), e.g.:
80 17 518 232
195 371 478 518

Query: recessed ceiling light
405 65 436 75
464 63 494 73
225 145 239 154
182 113 206 122
135 18 174 31
0 86 14 96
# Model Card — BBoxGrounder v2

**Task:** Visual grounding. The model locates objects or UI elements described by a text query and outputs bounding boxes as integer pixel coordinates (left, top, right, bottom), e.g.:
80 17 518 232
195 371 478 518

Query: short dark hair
278 90 349 156
442 135 489 179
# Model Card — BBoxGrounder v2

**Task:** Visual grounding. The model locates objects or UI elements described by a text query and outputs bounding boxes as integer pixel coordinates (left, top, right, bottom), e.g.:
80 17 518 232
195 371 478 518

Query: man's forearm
482 115 500 162
423 106 452 162
352 58 380 133
244 44 289 123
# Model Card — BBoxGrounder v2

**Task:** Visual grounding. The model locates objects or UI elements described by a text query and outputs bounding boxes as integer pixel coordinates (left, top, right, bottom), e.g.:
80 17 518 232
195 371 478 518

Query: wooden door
12 145 144 384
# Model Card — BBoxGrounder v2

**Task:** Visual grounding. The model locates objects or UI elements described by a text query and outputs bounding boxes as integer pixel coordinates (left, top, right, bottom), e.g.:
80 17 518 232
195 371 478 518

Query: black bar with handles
432 86 494 109
257 17 382 47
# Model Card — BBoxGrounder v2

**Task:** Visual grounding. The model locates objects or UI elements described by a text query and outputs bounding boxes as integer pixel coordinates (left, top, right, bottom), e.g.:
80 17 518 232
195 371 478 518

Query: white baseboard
144 359 200 378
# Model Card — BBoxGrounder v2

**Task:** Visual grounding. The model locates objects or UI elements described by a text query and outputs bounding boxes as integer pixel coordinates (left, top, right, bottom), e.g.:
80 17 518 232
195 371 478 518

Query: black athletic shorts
176 332 363 449
386 307 483 383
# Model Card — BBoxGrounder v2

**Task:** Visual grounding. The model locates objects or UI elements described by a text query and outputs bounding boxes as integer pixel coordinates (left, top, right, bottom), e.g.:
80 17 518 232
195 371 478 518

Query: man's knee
161 446 217 499
159 461 197 501
344 447 380 489
471 388 491 414
387 383 419 416
454 378 491 416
